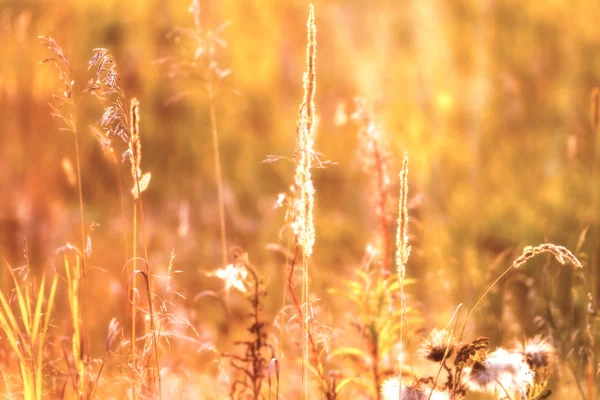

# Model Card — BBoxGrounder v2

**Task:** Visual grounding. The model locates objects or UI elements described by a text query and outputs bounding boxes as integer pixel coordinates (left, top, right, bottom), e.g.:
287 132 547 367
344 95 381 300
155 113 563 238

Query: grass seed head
128 98 151 199
294 4 317 257
396 152 410 279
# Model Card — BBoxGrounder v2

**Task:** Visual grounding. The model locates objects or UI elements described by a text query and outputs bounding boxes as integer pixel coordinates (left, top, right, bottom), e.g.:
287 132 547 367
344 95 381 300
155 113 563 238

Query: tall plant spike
293 4 317 398
295 4 317 258
396 152 411 399
128 98 160 398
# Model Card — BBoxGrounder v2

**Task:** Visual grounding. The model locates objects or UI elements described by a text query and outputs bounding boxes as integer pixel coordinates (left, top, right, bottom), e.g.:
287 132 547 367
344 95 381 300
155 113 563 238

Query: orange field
0 1 599 399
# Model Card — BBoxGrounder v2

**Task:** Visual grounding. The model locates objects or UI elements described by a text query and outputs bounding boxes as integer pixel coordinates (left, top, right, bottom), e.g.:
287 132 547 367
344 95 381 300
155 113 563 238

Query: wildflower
417 329 455 362
463 348 533 396
208 263 248 294
514 336 555 371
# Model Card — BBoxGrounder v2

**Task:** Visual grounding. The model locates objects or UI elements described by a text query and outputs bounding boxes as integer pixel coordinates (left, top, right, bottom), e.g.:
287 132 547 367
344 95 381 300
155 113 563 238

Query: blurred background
1 0 599 397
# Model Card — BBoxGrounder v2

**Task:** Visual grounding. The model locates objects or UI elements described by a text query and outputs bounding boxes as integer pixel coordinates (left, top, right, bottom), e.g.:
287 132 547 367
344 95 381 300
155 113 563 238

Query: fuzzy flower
381 377 450 400
208 263 248 294
417 329 455 362
463 348 533 397
514 336 555 371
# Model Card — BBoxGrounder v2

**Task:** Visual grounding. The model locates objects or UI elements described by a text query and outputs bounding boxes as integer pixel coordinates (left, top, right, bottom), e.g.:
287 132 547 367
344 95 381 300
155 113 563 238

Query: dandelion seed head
417 328 454 362
515 336 555 370
463 348 533 396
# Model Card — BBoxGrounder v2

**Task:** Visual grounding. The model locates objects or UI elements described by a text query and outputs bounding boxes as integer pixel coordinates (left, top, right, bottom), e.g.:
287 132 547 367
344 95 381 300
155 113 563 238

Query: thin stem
73 125 85 266
132 202 138 400
303 253 309 400
286 245 322 394
72 110 89 398
279 236 291 384
115 156 129 262
371 330 381 400
135 174 161 399
207 80 227 268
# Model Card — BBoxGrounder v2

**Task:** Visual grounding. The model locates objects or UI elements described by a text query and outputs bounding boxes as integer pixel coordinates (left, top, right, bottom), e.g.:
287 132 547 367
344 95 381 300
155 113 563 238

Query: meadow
0 0 599 399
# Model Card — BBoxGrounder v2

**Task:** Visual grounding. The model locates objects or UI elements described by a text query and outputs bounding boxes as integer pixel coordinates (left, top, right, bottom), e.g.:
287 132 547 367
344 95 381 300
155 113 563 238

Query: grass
0 1 599 399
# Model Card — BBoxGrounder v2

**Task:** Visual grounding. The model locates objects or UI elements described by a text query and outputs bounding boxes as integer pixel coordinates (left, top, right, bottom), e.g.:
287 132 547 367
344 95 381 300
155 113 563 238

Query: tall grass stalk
63 255 86 396
187 0 228 267
395 153 411 399
207 80 228 268
292 4 317 398
128 98 161 398
39 36 91 396
132 201 138 398
588 87 599 400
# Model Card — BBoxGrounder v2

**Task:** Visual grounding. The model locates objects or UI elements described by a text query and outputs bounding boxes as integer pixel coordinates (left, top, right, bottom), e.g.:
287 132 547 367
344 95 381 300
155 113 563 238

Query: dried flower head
515 336 555 371
463 348 533 396
455 336 489 366
418 329 455 363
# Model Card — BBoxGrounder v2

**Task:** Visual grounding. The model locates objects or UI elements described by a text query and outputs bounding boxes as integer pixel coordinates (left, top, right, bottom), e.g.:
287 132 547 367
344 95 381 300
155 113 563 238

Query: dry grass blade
123 257 161 398
91 318 121 399
0 263 59 400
